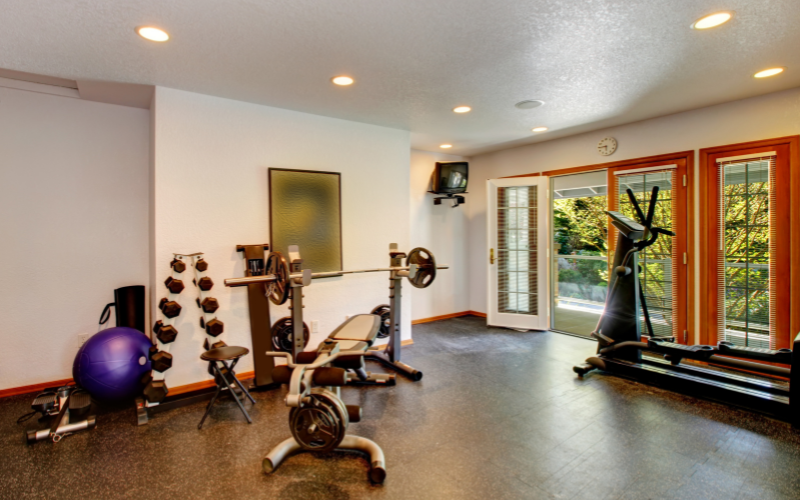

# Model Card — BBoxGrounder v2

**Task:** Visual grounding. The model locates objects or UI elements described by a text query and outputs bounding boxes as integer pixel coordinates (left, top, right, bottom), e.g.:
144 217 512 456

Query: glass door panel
550 171 608 337
488 176 549 330
615 170 677 338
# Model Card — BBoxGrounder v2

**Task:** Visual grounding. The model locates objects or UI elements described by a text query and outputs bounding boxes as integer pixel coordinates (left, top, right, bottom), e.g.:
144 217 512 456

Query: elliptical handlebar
623 187 674 251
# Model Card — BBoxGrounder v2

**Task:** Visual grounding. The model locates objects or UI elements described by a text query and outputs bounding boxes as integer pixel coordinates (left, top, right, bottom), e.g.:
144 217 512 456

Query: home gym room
1 1 799 499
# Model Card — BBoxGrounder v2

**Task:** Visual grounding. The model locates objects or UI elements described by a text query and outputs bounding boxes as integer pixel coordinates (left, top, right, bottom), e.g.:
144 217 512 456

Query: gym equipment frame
225 243 448 383
574 187 800 426
26 387 95 444
253 246 387 483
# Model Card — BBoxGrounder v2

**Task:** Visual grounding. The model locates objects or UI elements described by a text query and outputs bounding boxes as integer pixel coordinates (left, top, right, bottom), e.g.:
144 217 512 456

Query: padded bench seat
328 314 381 347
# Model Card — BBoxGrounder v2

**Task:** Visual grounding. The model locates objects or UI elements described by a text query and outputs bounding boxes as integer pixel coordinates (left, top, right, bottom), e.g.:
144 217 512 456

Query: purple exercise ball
73 327 153 401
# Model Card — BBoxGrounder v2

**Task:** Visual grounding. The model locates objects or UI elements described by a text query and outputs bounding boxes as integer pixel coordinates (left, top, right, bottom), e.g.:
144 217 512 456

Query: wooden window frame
699 136 800 349
520 151 694 344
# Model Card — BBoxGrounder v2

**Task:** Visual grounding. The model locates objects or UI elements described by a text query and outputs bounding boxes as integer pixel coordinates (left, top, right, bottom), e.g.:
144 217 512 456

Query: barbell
224 247 447 306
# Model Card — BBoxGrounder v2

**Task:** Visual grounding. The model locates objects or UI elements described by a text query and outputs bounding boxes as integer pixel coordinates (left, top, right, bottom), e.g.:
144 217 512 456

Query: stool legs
198 385 222 430
198 360 254 429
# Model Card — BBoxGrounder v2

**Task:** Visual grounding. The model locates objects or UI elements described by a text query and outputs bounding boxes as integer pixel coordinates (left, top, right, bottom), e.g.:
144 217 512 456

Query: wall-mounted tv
432 162 469 194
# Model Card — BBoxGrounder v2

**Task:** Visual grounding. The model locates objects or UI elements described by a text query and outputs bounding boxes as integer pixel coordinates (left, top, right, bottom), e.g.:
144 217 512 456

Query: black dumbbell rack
135 252 227 425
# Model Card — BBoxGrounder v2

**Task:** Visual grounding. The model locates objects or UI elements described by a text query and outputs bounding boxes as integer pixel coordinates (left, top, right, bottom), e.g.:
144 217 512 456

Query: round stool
198 346 256 429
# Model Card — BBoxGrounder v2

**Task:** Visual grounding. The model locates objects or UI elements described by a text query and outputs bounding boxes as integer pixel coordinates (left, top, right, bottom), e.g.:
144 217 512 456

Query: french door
608 162 689 342
487 176 549 330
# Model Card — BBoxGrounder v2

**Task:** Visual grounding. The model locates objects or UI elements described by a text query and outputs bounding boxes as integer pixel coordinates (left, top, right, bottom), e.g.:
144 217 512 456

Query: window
541 152 692 343
614 169 678 338
497 186 539 315
700 137 799 350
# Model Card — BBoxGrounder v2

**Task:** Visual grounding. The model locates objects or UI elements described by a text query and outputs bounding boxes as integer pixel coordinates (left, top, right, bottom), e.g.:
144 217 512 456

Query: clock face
598 137 617 156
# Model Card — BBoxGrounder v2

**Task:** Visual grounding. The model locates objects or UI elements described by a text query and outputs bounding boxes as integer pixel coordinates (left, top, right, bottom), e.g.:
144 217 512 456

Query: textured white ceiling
1 0 798 156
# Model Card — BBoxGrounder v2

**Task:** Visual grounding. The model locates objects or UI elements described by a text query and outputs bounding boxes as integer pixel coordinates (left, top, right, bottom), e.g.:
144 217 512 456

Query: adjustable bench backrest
327 314 381 352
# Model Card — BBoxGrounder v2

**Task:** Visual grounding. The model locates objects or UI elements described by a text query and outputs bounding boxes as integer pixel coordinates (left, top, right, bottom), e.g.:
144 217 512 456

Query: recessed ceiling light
453 106 471 113
532 127 549 133
691 12 733 30
754 67 785 78
515 100 545 110
136 26 169 42
440 144 453 149
331 76 354 86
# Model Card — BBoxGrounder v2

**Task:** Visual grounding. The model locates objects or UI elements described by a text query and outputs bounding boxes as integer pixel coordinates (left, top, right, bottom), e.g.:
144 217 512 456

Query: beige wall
0 86 150 390
409 150 470 320
151 86 412 387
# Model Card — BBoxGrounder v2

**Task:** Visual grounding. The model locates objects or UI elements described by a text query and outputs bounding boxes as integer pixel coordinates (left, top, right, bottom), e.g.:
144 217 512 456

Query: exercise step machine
229 246 387 483
574 187 800 426
225 243 448 386
25 386 95 444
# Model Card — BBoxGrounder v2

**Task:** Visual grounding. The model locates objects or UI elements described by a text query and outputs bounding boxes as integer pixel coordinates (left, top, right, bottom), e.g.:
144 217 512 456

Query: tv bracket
430 192 466 208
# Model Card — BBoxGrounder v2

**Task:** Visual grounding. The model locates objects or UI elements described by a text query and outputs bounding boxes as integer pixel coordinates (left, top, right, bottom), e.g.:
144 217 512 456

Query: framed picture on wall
268 168 342 274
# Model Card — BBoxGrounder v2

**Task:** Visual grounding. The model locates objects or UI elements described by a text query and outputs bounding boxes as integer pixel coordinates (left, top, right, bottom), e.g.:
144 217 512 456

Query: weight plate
271 316 310 352
265 252 290 305
290 389 348 452
370 305 391 339
407 247 436 288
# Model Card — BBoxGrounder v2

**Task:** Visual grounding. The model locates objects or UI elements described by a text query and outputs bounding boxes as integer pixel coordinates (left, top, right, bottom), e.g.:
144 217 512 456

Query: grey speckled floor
2 316 800 499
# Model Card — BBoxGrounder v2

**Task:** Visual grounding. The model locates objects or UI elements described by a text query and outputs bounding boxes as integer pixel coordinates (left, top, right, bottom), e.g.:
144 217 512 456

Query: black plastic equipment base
589 356 794 424
248 382 282 392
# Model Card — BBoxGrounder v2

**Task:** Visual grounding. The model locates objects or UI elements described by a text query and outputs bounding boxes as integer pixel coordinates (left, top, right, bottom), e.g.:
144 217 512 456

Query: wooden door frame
698 136 800 349
486 176 550 330
524 151 694 343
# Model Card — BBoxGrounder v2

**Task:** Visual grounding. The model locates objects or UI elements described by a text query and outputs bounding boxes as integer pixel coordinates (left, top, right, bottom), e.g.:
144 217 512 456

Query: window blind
716 155 777 349
497 186 539 315
614 169 678 338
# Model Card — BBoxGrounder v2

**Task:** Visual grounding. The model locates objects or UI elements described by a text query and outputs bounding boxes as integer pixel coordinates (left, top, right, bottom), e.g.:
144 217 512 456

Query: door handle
490 248 495 265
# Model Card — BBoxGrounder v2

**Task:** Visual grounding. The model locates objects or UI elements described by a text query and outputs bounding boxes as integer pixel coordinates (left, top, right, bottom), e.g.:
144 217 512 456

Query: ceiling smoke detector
515 100 545 110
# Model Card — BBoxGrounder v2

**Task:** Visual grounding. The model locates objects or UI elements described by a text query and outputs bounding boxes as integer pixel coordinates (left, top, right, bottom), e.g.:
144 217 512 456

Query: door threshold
550 329 597 341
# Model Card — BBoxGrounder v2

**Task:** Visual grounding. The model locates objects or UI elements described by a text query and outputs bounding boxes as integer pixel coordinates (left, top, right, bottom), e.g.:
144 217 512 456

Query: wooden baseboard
373 339 414 349
0 378 75 399
1 337 427 401
168 371 256 396
412 310 487 324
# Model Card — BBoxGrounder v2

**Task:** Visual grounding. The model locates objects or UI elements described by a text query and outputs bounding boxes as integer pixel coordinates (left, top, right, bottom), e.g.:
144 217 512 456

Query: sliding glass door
551 171 608 337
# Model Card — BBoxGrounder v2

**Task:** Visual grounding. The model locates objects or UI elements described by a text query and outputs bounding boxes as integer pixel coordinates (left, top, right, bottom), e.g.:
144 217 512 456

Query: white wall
151 87 411 387
469 87 800 338
0 85 150 390
409 150 470 320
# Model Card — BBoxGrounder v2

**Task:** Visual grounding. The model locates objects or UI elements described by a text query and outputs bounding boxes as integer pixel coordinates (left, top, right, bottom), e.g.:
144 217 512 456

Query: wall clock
597 137 617 156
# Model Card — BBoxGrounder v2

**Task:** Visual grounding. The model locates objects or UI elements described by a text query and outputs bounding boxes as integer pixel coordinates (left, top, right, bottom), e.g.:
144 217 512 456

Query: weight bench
265 314 388 483
294 314 395 385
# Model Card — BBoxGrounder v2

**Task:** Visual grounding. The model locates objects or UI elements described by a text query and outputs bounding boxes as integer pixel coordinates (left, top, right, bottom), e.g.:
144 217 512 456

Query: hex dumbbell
205 318 224 337
158 298 182 318
171 259 186 273
164 277 185 294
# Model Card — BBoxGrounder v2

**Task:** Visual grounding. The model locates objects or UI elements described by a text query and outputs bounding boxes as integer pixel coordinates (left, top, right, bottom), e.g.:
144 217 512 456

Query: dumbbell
158 298 182 318
195 259 209 272
195 277 214 291
205 318 224 337
164 277 185 294
171 259 186 274
143 379 169 403
196 297 219 313
203 339 227 351
149 347 173 373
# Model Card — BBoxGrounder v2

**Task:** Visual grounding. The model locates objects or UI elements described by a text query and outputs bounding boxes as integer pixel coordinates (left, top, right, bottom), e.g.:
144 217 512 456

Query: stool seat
201 346 249 361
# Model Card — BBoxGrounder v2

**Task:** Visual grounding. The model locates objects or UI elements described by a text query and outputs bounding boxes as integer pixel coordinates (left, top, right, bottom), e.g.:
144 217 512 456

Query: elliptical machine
574 187 800 426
